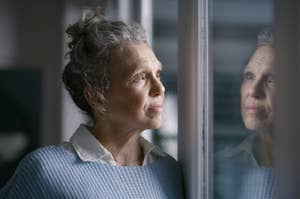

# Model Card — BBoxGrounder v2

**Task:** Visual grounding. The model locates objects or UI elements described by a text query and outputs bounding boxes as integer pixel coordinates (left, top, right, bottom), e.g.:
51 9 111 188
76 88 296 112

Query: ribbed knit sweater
238 167 276 199
0 146 184 199
214 134 277 199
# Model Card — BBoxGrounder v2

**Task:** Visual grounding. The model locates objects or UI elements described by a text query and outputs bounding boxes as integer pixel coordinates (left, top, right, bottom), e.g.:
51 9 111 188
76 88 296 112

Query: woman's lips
149 104 163 112
245 106 262 113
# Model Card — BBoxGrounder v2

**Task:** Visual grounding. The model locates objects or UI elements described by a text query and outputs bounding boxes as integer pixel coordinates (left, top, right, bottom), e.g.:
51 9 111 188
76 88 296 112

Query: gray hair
257 27 274 47
62 7 147 118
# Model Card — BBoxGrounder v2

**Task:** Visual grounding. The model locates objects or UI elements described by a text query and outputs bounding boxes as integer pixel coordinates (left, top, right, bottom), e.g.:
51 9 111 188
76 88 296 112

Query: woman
0 8 184 198
222 29 276 168
239 29 275 168
215 29 276 199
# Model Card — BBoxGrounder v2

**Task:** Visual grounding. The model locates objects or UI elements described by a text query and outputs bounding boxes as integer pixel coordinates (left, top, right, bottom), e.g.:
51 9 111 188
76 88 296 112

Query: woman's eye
244 72 254 81
133 73 146 82
266 75 275 86
156 71 161 78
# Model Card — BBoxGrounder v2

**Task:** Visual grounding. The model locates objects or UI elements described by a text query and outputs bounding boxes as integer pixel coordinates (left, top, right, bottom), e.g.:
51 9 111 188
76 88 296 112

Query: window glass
151 0 178 158
213 0 274 198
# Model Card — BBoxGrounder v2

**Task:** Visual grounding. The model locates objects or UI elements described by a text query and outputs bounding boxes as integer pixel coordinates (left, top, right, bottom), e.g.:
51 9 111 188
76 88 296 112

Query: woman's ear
84 86 97 109
84 86 107 119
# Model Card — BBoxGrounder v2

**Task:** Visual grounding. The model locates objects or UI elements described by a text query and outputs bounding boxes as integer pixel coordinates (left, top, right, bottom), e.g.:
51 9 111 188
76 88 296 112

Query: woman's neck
254 130 274 167
90 122 144 166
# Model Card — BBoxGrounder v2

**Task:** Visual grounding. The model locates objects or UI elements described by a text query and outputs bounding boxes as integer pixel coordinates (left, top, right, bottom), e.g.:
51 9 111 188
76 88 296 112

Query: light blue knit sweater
214 134 277 199
0 146 184 199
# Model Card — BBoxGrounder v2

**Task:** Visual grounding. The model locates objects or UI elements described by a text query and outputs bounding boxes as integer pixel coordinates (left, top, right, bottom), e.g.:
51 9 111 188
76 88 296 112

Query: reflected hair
257 27 274 47
62 7 147 118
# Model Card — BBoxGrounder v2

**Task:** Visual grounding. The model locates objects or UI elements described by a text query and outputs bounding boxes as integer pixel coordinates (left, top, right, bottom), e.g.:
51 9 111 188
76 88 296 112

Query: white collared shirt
217 133 259 167
60 124 165 166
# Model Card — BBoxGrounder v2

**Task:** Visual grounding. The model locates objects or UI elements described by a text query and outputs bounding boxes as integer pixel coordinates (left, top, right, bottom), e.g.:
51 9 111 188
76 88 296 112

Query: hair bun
66 7 104 50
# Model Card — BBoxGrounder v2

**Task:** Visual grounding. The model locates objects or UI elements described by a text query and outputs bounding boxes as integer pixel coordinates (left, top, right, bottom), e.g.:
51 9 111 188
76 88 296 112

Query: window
213 1 273 199
178 0 300 198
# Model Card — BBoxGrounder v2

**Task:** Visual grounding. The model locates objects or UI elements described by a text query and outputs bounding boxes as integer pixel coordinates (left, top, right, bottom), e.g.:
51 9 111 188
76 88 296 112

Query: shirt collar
70 124 116 165
139 136 166 165
69 124 165 166
235 133 259 166
218 133 259 167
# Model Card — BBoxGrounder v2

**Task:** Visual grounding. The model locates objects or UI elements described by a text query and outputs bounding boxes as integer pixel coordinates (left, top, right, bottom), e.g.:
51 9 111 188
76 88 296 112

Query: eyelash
132 71 162 83
243 72 254 81
133 73 146 82
266 76 275 85
156 71 161 78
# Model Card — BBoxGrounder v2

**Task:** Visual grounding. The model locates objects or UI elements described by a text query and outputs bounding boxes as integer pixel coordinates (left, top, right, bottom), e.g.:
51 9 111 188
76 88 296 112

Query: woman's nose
248 79 265 99
150 78 165 97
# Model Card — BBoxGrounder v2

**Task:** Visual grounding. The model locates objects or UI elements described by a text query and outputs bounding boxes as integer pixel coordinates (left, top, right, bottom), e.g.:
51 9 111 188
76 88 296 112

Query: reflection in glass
213 0 275 198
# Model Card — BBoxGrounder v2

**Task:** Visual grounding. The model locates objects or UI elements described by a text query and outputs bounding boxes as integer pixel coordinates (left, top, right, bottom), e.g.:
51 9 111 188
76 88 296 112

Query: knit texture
0 146 184 199
214 146 277 199
239 168 277 199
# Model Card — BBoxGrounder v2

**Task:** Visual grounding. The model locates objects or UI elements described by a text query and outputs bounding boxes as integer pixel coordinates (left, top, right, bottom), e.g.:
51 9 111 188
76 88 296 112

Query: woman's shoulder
24 145 72 160
29 145 68 155
153 154 185 197
150 153 183 176
0 146 75 197
157 153 179 166
16 145 76 171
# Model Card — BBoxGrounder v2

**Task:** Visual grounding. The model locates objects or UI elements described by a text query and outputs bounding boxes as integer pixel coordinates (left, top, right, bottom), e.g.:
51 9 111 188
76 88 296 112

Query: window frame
274 0 300 198
178 0 213 198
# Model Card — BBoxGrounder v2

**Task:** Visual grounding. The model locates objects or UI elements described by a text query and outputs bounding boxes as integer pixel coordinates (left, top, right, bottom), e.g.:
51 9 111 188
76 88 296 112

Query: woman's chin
245 121 269 132
149 122 162 130
147 119 163 130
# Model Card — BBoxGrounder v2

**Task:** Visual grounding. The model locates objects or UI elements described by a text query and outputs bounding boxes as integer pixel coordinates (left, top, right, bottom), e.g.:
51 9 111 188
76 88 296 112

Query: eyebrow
243 68 252 74
243 69 275 77
263 73 275 77
132 58 163 70
157 62 163 70
126 60 162 78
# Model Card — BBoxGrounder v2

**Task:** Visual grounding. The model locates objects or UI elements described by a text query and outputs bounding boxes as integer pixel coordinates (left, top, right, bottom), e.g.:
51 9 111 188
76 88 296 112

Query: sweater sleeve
0 149 49 198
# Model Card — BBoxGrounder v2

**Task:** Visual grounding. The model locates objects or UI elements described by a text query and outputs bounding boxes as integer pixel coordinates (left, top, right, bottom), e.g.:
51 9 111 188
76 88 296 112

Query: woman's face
104 43 165 131
241 45 275 132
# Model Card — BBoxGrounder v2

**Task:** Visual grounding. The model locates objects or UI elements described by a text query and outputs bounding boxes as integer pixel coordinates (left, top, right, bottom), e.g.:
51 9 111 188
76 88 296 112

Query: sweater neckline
55 145 174 170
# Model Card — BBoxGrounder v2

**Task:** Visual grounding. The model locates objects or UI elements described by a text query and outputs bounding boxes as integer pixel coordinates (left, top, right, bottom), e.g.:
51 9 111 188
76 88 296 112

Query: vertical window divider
178 0 213 198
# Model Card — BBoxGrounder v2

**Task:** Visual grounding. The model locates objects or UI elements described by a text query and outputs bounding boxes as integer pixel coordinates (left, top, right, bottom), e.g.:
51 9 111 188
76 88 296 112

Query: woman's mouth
245 106 262 114
149 104 163 112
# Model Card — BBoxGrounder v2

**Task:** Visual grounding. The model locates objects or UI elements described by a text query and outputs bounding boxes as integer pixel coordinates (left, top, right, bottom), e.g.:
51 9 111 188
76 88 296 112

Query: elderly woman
221 29 276 168
239 29 275 167
215 29 276 199
0 8 184 198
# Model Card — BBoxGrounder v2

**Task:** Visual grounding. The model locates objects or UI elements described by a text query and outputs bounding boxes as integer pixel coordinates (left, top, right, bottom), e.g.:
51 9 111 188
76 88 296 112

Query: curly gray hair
62 8 147 118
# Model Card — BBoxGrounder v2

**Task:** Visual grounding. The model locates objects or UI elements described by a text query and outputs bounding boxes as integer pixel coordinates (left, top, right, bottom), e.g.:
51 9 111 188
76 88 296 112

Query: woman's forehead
109 43 161 76
245 45 275 72
115 43 157 64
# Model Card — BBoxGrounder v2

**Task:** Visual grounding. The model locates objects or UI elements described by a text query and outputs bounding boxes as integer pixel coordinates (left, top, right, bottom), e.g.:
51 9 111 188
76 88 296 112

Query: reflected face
105 43 165 131
241 45 275 132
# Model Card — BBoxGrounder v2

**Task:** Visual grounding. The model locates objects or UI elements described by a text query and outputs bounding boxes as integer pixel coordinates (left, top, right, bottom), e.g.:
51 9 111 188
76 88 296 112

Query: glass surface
151 0 178 158
213 0 274 198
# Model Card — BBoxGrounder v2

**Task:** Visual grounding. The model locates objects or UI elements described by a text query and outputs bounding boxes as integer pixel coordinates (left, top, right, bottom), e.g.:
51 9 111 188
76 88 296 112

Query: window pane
151 0 178 159
213 0 274 198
